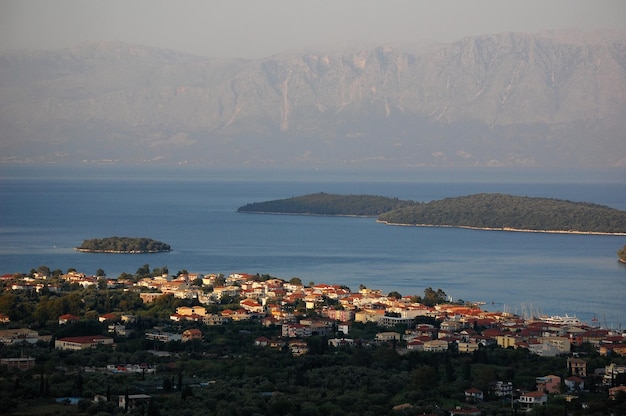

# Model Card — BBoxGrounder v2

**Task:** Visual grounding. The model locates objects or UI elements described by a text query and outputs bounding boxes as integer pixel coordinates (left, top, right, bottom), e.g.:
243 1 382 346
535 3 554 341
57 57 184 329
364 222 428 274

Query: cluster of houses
2 270 626 410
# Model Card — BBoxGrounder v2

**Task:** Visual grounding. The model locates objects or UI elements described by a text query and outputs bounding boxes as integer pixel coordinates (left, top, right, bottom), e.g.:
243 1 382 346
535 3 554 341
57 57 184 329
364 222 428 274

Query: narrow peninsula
237 192 415 216
238 192 626 235
75 237 171 254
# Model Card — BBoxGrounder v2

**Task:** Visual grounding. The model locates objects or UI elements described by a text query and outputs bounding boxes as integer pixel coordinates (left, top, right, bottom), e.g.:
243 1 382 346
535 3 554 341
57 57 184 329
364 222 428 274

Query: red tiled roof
522 391 546 398
58 335 111 344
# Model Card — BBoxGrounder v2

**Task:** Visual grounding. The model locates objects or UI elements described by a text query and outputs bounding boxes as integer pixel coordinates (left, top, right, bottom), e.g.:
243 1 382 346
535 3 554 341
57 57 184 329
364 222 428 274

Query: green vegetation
75 237 171 254
237 192 416 216
378 193 626 233
239 192 626 234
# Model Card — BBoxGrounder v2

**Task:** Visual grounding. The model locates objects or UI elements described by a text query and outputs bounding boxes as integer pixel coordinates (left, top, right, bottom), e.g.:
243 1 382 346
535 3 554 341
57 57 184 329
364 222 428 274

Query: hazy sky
1 0 625 58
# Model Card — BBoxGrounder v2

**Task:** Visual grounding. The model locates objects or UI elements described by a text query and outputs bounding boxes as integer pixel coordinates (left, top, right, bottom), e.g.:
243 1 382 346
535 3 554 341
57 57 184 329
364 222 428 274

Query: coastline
239 211 626 235
375 220 626 236
237 211 377 218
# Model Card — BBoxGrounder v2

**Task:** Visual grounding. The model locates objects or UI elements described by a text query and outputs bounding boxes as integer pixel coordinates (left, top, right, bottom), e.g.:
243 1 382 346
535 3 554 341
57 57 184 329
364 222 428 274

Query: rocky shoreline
73 248 170 254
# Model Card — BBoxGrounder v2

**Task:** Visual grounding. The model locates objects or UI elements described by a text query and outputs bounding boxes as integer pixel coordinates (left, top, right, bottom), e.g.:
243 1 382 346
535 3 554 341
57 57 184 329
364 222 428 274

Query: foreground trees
2 322 626 416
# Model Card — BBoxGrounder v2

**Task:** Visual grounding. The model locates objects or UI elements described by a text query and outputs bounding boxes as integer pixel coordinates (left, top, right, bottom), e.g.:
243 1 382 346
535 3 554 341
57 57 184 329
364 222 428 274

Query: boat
538 314 582 326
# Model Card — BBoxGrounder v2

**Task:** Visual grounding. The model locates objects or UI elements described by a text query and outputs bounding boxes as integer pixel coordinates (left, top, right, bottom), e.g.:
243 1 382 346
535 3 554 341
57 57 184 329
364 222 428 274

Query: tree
388 291 402 299
412 365 439 392
36 265 51 277
422 287 448 306
289 277 302 286
97 277 108 290
96 268 106 277
135 264 151 279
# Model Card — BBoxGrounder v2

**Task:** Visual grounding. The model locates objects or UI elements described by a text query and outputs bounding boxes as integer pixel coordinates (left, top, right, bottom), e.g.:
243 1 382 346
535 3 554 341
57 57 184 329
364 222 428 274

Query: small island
75 237 171 254
238 192 626 235
619 245 626 264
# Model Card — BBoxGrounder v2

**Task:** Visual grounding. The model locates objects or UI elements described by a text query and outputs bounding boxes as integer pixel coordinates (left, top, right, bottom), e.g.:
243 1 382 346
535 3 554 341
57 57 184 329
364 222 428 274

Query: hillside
237 193 415 216
1 32 626 167
377 193 626 234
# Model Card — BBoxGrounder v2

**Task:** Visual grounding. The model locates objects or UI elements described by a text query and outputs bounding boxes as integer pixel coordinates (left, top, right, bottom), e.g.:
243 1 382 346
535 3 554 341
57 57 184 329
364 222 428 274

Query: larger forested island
238 193 626 235
75 237 171 253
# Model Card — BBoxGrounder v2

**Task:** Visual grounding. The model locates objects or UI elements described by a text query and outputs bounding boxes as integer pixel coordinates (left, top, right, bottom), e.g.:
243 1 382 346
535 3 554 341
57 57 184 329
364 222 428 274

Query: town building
182 328 202 342
0 356 36 371
567 357 587 377
536 375 561 393
519 391 547 410
55 335 114 351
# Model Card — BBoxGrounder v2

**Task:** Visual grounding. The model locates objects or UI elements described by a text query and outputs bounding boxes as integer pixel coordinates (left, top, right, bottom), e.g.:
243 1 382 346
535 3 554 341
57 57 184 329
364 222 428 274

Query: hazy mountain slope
1 33 625 167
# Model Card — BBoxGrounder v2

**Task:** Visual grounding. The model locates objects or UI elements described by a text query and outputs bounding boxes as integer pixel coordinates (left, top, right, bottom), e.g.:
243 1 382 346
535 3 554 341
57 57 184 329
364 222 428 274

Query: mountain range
1 31 625 167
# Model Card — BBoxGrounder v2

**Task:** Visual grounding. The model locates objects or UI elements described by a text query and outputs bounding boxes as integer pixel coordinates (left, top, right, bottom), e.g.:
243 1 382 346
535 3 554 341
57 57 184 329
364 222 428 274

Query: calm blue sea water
1 165 625 328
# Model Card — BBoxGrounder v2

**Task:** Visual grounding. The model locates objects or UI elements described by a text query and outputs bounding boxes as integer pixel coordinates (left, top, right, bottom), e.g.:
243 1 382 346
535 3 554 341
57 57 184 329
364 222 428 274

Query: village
1 269 626 414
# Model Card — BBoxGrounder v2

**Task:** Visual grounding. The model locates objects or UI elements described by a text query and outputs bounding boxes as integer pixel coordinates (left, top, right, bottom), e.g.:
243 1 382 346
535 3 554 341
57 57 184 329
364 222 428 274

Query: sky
1 0 625 59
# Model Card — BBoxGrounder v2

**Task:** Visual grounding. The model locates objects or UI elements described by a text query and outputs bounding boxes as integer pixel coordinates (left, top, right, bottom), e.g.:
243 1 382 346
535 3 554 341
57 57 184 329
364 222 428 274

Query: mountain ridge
1 31 625 167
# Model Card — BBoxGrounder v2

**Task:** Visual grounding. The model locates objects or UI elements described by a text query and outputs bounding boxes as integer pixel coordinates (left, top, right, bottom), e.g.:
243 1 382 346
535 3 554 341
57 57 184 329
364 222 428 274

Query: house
324 308 355 322
255 336 271 347
118 394 151 410
337 323 350 335
288 339 308 356
0 328 51 344
1 356 36 371
423 339 449 352
108 324 134 337
212 285 241 300
0 313 10 323
58 314 80 325
449 407 481 416
528 341 561 357
536 375 561 393
328 338 355 347
239 298 264 314
567 357 587 377
599 344 626 356
139 292 164 303
464 387 483 402
98 313 118 323
182 328 202 342
518 391 547 410
496 334 517 349
145 332 182 342
282 323 311 338
536 336 571 354
609 385 626 400
603 363 626 386
175 306 207 317
491 381 513 398
375 331 401 342
564 376 584 392
55 335 114 351
458 341 479 353
203 314 227 326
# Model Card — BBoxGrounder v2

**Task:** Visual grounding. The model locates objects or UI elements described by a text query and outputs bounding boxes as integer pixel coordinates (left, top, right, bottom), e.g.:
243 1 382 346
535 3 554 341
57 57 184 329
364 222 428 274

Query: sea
1 164 625 329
